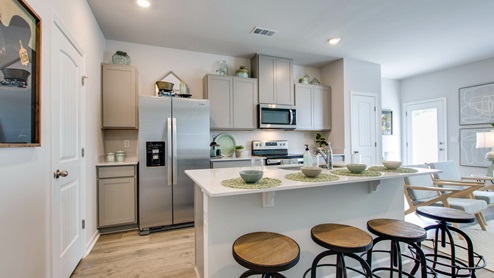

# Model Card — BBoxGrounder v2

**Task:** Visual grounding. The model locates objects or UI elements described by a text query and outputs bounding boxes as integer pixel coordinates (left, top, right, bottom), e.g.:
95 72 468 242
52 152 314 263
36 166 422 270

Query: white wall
381 78 402 160
401 57 494 176
0 0 105 277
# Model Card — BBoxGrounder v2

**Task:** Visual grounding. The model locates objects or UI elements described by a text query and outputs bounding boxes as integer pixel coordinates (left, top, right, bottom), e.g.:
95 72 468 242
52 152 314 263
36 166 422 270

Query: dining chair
426 161 494 208
404 164 488 230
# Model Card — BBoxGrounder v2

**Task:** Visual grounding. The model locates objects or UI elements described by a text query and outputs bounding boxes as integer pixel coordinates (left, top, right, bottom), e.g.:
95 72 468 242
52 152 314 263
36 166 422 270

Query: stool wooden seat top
416 206 475 224
311 223 373 253
233 232 300 272
367 218 426 243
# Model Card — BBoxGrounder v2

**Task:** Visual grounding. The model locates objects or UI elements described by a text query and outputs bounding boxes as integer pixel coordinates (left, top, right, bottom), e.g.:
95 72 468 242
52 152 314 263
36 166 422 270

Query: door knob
54 169 69 179
439 148 445 151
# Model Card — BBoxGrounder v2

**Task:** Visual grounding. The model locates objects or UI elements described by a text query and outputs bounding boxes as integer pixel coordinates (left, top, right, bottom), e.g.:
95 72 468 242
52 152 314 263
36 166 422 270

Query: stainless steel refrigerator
138 96 210 235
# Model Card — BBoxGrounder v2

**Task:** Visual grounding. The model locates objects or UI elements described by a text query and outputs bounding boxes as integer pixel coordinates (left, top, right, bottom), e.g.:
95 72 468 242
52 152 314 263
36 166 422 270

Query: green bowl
301 166 322 178
346 164 367 174
239 170 264 183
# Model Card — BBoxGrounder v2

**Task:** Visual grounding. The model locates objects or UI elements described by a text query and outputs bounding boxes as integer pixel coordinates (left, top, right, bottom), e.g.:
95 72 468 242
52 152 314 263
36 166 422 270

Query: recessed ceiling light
328 38 341 45
137 0 150 8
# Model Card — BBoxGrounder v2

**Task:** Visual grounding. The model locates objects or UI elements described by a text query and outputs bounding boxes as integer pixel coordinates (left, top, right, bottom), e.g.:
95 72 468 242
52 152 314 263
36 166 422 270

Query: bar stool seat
415 206 486 278
366 218 430 277
309 223 373 278
232 232 300 278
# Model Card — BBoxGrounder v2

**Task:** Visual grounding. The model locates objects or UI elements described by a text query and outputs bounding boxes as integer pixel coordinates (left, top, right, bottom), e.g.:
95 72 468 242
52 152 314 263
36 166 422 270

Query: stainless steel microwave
258 104 296 129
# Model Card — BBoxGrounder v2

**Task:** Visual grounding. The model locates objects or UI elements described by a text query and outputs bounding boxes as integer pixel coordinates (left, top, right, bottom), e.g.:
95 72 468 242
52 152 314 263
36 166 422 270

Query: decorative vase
112 51 131 65
235 66 249 78
218 60 228 75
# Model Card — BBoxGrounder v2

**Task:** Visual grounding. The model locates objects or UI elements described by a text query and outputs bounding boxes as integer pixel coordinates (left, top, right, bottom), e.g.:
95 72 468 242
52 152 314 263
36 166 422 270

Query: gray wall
400 57 494 176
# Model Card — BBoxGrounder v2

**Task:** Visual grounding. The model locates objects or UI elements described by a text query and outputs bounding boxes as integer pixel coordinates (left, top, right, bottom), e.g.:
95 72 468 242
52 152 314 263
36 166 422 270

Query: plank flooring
71 228 196 278
72 207 494 278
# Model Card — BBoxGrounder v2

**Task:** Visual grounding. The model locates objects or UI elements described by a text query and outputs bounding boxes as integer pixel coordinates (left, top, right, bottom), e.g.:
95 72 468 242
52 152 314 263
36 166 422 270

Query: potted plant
315 133 329 153
234 145 244 157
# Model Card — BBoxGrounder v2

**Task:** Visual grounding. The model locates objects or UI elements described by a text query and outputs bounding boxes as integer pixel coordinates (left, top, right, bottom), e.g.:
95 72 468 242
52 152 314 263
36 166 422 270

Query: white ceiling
87 0 494 79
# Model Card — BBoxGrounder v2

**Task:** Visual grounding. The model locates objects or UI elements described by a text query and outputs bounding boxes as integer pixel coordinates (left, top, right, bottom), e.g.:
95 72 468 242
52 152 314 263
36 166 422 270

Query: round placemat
368 166 419 173
221 177 282 189
331 169 382 177
284 172 340 182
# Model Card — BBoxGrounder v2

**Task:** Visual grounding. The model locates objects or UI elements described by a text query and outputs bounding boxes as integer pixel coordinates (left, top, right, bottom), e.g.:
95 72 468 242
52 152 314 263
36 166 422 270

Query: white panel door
51 21 84 278
351 92 378 165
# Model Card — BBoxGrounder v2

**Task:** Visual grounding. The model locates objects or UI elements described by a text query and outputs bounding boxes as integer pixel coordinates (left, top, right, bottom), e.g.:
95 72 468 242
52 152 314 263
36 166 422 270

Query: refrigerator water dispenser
146 141 165 167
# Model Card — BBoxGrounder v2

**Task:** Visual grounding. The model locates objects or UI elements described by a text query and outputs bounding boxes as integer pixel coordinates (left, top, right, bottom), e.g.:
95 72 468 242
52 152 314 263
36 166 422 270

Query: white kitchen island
185 166 436 278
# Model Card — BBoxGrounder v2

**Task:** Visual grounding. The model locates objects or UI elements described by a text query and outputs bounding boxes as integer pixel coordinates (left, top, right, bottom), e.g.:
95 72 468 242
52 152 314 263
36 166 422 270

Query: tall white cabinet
251 54 293 105
204 74 258 130
101 64 138 129
295 84 331 131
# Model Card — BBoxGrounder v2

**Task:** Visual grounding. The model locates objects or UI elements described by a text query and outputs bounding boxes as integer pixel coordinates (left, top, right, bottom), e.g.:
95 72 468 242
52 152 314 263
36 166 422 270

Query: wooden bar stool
232 232 300 278
415 206 486 278
366 218 430 277
309 223 373 278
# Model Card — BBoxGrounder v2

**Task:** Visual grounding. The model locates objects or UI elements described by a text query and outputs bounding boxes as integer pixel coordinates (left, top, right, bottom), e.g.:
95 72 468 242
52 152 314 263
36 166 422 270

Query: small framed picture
382 110 393 135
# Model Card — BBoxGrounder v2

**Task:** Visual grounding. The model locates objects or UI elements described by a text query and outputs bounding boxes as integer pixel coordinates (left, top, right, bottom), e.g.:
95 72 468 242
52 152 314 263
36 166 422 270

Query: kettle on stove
210 142 220 157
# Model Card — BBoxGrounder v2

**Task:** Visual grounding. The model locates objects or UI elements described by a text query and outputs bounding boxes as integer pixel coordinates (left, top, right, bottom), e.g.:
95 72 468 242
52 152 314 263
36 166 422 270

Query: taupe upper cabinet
295 84 331 131
204 74 258 130
102 64 138 129
251 54 293 105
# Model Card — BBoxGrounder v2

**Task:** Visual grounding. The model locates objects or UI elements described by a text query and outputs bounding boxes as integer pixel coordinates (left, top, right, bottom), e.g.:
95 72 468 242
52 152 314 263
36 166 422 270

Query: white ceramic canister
106 152 115 162
115 150 125 162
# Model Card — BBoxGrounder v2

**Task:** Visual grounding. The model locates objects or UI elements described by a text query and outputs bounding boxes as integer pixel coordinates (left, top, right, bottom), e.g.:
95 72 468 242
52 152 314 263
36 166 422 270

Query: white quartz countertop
185 166 437 197
95 156 139 166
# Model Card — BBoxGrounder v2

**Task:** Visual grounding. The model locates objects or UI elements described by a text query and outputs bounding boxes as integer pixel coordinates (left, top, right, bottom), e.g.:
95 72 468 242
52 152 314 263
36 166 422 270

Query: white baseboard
84 230 100 258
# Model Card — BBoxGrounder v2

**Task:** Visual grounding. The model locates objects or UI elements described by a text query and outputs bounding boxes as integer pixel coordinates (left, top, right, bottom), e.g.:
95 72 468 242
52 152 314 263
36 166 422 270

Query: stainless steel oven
258 104 296 129
252 140 303 165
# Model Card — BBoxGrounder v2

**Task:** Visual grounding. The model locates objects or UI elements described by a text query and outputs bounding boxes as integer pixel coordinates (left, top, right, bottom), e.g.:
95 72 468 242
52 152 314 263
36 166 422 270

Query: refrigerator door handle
172 118 178 185
167 117 173 186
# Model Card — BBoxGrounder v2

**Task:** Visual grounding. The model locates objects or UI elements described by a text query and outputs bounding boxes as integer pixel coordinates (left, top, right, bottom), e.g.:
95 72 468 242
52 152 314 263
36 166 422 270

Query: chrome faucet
316 145 333 170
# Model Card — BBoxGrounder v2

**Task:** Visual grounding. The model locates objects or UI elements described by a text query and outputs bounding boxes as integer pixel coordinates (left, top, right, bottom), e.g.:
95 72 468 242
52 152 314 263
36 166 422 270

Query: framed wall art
0 0 41 147
459 82 494 125
381 109 393 135
459 127 493 167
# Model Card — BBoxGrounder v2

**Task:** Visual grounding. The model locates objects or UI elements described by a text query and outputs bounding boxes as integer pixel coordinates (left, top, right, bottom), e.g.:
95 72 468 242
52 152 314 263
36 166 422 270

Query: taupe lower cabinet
251 54 294 105
97 165 137 228
102 64 138 129
204 74 258 130
295 84 331 130
210 160 252 168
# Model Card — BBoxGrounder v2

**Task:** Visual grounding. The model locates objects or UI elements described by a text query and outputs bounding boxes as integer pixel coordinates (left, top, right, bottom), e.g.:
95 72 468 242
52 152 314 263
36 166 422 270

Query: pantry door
51 18 85 278
350 92 378 165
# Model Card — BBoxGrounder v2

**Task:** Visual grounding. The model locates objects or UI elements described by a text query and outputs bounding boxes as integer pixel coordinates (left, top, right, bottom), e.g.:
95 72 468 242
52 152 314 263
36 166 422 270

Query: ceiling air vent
250 27 278 37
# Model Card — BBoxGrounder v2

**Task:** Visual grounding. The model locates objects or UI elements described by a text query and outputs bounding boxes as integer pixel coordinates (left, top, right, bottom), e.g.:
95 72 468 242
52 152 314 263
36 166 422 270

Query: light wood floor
71 228 196 278
72 208 494 278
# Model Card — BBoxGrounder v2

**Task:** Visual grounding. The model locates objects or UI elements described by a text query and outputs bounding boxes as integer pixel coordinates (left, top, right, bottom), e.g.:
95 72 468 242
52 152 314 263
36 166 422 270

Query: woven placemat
221 177 282 189
284 172 340 182
331 169 382 177
368 166 419 173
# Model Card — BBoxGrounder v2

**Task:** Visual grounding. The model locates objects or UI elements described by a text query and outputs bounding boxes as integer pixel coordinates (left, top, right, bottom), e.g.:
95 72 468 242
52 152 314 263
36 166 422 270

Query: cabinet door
98 177 136 227
313 86 331 130
295 84 313 130
233 77 258 129
275 58 294 105
205 75 233 129
102 64 138 128
257 55 276 104
211 160 252 168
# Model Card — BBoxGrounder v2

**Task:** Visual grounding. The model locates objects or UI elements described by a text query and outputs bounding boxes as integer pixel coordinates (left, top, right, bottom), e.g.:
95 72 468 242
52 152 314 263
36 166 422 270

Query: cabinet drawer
98 166 135 178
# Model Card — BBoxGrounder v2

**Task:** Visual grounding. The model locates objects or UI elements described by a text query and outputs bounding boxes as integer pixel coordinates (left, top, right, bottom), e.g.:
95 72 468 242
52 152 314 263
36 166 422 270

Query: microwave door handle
289 109 293 125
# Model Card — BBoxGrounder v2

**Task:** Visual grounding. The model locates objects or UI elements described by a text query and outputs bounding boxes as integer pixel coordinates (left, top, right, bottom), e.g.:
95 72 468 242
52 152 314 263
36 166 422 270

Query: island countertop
185 166 436 197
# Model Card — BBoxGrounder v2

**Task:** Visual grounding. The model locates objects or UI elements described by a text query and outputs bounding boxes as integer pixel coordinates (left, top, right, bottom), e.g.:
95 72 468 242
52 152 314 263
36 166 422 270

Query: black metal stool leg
311 249 336 278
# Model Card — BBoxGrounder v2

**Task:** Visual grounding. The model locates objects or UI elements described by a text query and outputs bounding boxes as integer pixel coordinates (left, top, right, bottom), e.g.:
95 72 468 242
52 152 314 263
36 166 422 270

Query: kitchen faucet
315 145 333 170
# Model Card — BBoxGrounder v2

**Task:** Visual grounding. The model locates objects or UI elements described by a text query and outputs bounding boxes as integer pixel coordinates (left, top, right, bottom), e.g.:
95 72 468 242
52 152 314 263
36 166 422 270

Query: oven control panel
252 140 288 151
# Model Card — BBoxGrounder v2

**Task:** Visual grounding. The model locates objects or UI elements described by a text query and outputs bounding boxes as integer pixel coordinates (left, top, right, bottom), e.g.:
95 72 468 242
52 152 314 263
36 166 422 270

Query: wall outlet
124 140 130 148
